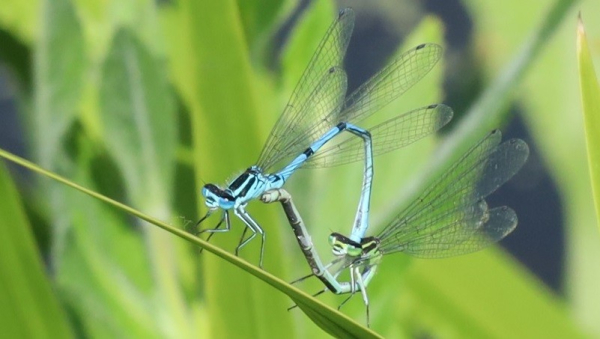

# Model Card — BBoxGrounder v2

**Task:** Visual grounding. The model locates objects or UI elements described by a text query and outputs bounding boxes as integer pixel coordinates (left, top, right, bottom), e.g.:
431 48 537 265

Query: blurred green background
0 0 599 337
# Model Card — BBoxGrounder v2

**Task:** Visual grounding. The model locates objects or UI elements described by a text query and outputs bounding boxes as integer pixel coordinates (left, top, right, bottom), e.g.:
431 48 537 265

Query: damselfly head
202 184 235 209
329 232 362 257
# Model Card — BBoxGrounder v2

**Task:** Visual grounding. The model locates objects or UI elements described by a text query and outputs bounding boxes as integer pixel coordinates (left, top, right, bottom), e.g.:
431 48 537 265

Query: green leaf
56 138 157 337
0 147 380 338
32 0 86 294
0 28 32 90
3 0 589 336
465 0 600 335
577 15 600 235
406 251 584 338
33 0 85 167
0 0 38 44
166 0 299 337
283 12 447 334
438 0 579 165
384 0 584 337
99 28 176 206
236 0 295 55
99 27 190 337
0 161 73 338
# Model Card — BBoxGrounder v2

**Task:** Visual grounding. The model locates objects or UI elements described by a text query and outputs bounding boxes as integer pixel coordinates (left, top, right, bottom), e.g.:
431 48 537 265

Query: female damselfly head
202 184 235 210
328 232 363 257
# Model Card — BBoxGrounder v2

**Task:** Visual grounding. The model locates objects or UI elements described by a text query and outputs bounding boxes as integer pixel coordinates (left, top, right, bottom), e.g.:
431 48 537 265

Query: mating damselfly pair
262 129 528 326
192 8 528 327
193 8 452 267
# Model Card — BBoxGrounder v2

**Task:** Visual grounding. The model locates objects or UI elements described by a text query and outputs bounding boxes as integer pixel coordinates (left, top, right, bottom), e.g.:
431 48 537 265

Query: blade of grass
434 0 578 167
465 0 600 334
374 0 581 336
0 161 73 338
98 27 187 336
0 148 380 338
576 14 600 234
172 0 296 337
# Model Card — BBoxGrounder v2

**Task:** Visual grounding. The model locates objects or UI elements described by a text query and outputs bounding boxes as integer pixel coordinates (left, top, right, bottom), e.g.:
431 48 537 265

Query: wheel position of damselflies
262 130 529 326
195 8 452 268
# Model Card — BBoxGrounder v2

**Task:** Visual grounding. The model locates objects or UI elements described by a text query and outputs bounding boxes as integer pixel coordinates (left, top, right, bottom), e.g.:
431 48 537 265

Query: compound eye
205 196 217 207
332 244 345 256
328 234 339 246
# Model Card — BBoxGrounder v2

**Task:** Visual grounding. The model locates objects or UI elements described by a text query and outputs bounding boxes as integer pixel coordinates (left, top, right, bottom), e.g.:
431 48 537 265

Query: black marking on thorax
331 232 361 248
229 172 250 192
360 236 380 254
205 183 235 201
238 176 256 198
228 167 260 198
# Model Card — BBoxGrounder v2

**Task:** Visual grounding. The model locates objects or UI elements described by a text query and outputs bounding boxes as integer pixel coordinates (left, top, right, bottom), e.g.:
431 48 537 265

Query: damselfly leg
194 211 230 254
198 8 449 267
261 131 529 327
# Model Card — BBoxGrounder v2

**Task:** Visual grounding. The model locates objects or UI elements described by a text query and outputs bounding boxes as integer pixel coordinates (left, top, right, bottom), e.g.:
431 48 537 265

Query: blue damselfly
197 8 451 267
262 130 529 326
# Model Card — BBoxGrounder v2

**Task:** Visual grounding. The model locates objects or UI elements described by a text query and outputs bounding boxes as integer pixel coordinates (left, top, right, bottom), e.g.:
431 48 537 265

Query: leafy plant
0 0 596 337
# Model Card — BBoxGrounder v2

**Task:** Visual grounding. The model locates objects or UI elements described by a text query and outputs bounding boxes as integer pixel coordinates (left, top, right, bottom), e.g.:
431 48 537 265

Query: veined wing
385 206 517 258
303 104 453 168
257 9 354 171
260 67 348 171
340 43 443 125
379 199 490 255
300 43 443 169
377 131 528 252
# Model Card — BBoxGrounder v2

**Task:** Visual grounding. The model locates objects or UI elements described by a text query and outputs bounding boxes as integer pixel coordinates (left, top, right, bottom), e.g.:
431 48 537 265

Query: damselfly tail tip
338 8 352 18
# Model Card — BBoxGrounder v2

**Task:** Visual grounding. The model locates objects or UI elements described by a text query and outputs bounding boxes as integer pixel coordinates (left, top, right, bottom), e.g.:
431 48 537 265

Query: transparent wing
378 130 502 242
256 9 354 171
299 44 444 169
389 206 518 258
260 67 348 171
303 104 453 168
258 25 443 172
339 43 443 124
377 130 529 256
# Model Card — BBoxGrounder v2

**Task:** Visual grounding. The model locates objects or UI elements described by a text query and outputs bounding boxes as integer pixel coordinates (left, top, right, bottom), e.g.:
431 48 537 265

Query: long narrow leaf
577 15 600 234
0 162 73 338
0 148 380 338
381 0 583 336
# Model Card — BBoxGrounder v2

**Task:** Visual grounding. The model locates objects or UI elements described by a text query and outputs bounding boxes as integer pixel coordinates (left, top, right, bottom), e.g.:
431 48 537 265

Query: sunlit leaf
0 161 73 338
576 14 600 234
0 147 379 338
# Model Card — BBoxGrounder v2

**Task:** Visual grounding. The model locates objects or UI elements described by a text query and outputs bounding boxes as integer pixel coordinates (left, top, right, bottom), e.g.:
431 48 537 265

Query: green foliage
0 0 596 337
0 161 72 338
465 0 600 334
577 15 600 235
